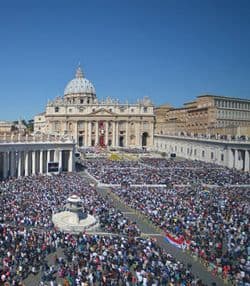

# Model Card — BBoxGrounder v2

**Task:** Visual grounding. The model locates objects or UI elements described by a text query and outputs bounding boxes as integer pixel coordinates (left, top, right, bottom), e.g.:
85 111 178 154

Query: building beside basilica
155 94 250 136
34 66 155 148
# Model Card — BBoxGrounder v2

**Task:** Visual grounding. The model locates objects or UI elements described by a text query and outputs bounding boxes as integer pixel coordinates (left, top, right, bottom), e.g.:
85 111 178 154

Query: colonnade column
32 151 36 175
47 150 51 163
84 121 88 146
95 121 99 145
244 150 250 172
105 121 109 146
10 151 15 177
3 152 8 179
39 150 43 174
244 150 249 172
112 121 116 146
227 149 234 169
58 150 62 172
18 151 22 177
234 149 239 169
24 151 29 176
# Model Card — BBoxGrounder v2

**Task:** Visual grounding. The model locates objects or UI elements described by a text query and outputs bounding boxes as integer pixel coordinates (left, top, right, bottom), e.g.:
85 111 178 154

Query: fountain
52 194 99 233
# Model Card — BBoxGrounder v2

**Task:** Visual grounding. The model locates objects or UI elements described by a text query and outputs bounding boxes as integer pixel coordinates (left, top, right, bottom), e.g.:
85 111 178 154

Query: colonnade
154 134 250 172
227 148 250 171
0 142 75 180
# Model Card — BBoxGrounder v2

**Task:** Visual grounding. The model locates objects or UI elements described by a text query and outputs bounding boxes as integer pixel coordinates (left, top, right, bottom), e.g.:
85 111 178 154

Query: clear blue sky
0 0 250 120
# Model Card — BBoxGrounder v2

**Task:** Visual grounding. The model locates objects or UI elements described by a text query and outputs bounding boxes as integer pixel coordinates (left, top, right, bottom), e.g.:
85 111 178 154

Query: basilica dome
64 66 96 96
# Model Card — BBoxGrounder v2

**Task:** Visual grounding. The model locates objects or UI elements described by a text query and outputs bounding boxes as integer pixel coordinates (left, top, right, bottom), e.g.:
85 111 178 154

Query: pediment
89 108 117 116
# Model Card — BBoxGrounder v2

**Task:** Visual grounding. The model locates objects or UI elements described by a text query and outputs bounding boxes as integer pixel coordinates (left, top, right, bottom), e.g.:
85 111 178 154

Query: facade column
10 151 15 177
125 122 129 147
74 121 78 144
112 121 116 146
136 122 140 147
116 121 119 146
138 122 142 147
39 150 43 174
32 151 36 175
95 121 99 145
150 121 154 148
244 150 250 172
84 121 88 146
105 121 109 146
88 122 92 146
24 151 29 176
68 150 73 172
18 151 22 177
3 152 8 179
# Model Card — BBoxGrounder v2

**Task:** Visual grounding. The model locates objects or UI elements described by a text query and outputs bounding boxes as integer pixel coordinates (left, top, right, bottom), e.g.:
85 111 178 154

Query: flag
165 233 185 249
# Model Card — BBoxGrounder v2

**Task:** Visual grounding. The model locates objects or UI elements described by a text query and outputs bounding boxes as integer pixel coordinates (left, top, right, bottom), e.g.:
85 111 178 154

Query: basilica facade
34 66 155 148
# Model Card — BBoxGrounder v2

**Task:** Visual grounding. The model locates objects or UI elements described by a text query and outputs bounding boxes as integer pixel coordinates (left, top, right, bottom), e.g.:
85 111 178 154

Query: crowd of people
111 185 250 285
0 155 249 285
85 158 250 185
0 173 205 285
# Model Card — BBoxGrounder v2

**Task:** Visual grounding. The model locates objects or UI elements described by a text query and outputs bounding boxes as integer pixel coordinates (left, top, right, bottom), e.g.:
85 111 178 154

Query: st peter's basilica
34 66 155 148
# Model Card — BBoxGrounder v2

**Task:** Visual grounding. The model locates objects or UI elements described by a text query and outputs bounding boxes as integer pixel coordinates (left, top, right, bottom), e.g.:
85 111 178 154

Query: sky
0 0 250 120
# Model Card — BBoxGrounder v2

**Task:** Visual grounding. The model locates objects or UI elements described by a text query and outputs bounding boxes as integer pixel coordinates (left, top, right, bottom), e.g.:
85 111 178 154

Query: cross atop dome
75 64 84 79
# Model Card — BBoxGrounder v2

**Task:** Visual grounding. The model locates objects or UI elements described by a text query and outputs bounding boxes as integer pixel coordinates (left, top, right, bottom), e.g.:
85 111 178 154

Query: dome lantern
75 66 84 79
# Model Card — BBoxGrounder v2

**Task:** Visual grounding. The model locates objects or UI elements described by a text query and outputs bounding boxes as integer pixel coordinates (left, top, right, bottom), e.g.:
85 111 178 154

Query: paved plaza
0 155 249 285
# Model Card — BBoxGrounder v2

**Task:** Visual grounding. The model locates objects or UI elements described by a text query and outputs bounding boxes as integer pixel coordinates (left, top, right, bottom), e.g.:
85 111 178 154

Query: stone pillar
74 121 78 144
39 150 43 174
227 148 234 169
112 121 116 146
18 151 22 177
125 122 129 147
24 151 29 176
3 152 8 179
150 121 154 147
54 149 59 162
135 122 140 147
10 151 15 177
68 150 73 172
95 121 99 145
47 150 51 163
244 150 250 172
116 121 119 146
32 151 36 175
138 122 142 147
84 121 88 146
58 150 62 172
88 122 92 146
105 121 109 145
234 149 239 169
